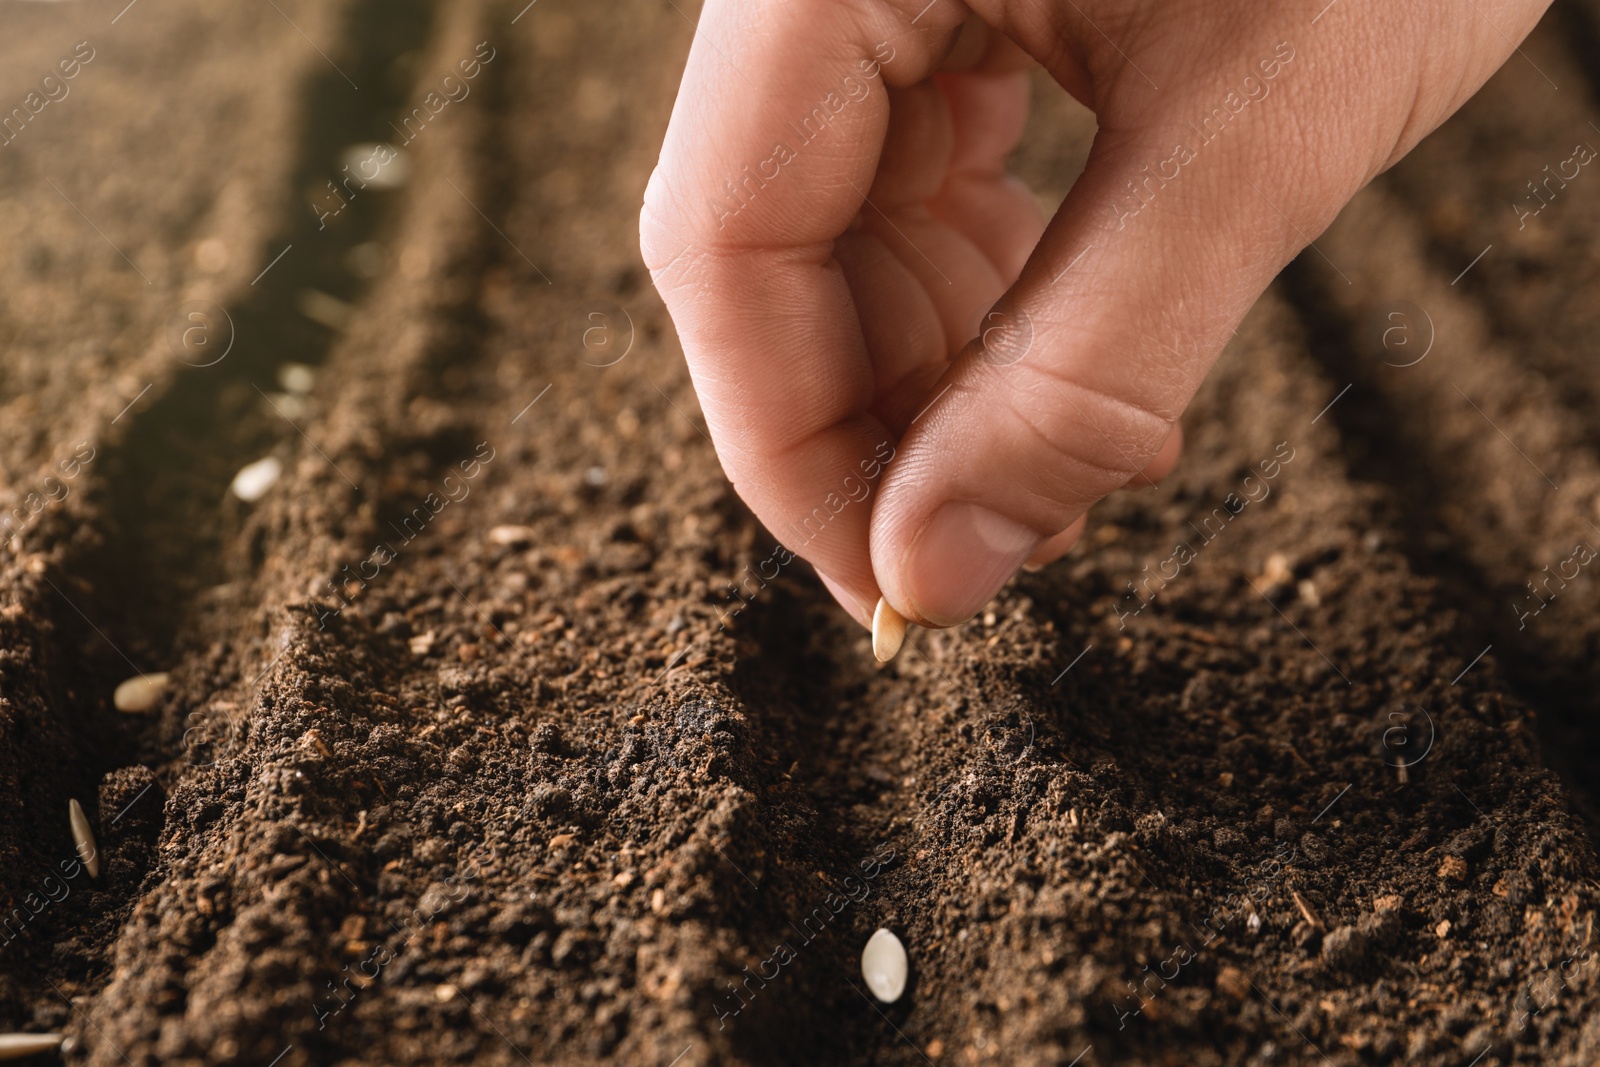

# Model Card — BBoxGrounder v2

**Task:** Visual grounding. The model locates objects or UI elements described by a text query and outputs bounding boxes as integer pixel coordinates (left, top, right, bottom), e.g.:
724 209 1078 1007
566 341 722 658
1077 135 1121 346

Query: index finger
640 0 969 623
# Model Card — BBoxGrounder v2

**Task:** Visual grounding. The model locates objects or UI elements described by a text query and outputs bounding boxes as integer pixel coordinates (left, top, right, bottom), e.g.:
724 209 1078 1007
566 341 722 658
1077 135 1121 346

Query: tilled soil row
1 1 1599 1066
1291 12 1600 818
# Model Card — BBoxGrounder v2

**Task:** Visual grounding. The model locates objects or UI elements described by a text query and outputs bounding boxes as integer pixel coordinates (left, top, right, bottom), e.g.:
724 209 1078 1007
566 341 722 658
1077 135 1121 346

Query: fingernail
872 597 906 662
901 502 1039 627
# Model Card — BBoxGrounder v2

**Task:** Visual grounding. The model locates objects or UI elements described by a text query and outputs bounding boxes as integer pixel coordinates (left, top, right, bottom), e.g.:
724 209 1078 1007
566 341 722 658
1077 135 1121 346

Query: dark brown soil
2 1 1600 1065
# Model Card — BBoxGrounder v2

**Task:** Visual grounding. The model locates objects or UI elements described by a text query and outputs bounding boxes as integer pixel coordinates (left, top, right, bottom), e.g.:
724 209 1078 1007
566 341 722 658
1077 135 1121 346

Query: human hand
641 0 1550 652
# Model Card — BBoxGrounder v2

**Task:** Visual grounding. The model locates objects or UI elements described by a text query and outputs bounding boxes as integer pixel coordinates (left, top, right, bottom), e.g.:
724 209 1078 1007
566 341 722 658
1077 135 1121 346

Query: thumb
869 45 1349 627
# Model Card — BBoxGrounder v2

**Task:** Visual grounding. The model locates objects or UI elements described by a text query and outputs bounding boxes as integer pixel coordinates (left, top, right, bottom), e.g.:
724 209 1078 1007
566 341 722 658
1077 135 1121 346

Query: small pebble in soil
230 456 282 502
0 1033 63 1059
69 798 98 879
872 598 906 663
861 927 908 1002
277 362 317 395
1321 925 1369 971
113 672 169 712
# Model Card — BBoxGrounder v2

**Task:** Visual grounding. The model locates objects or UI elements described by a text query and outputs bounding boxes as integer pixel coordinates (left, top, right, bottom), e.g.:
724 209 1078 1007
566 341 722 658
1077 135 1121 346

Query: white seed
862 928 907 1002
230 456 282 502
0 1033 64 1059
113 672 169 713
488 524 536 546
69 799 98 879
340 143 410 190
263 392 309 420
872 598 906 663
277 362 317 395
296 289 355 331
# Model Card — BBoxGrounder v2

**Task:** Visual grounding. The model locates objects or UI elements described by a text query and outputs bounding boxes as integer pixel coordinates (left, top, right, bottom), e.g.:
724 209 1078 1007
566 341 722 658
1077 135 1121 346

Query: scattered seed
488 524 536 547
264 391 310 420
113 671 169 713
339 143 410 190
230 456 283 502
69 798 99 879
861 927 908 1003
277 362 317 395
0 1033 64 1059
296 288 355 331
408 631 436 656
872 598 906 663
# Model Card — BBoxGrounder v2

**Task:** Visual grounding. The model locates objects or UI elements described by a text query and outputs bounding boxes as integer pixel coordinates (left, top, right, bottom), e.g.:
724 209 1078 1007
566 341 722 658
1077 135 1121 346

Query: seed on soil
69 798 99 878
861 927 907 1002
488 524 536 547
1261 552 1293 587
277 361 317 394
297 288 355 331
113 671 170 712
230 456 282 502
872 598 906 663
340 143 410 190
0 1033 63 1059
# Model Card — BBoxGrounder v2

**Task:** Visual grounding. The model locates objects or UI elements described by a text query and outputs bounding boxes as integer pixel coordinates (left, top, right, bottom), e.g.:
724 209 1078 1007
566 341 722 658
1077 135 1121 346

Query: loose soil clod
68 798 98 879
871 598 906 662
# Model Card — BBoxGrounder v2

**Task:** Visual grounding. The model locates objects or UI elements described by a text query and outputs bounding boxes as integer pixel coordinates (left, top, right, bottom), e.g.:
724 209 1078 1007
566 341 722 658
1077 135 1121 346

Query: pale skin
641 0 1551 634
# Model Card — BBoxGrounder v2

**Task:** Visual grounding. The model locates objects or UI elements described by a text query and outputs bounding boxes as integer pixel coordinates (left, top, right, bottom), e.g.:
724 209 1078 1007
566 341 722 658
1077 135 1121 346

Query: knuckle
999 362 1175 506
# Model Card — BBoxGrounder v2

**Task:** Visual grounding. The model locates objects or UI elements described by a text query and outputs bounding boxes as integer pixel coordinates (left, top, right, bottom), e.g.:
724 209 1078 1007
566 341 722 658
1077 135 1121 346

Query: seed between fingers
872 598 906 662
